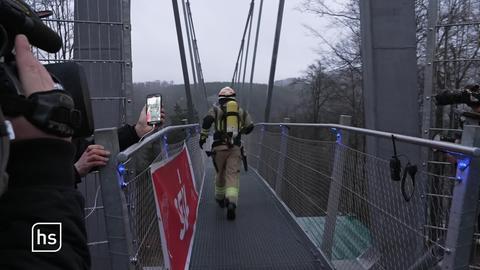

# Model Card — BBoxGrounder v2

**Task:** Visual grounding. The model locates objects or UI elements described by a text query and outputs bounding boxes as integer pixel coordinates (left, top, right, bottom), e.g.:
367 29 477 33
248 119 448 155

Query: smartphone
146 94 162 126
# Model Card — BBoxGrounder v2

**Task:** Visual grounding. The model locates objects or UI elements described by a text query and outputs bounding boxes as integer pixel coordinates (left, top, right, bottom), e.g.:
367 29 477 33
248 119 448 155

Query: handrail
117 124 199 162
257 122 480 157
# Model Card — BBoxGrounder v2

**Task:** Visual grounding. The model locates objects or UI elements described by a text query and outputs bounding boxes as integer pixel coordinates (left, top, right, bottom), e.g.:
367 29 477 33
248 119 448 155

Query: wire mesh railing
122 141 183 267
79 171 111 269
77 124 203 270
245 120 480 270
117 124 204 269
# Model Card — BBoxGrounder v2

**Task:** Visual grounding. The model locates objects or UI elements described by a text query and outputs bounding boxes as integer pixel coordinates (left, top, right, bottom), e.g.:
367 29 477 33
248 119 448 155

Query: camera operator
468 100 480 114
434 84 480 238
74 106 166 178
0 35 90 269
435 84 480 126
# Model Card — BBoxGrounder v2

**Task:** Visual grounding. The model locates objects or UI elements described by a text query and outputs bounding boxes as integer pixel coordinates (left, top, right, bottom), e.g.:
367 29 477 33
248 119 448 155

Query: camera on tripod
434 84 480 107
0 0 93 138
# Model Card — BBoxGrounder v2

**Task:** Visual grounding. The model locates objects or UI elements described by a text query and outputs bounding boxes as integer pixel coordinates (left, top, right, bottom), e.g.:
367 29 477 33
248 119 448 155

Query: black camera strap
401 162 418 202
390 135 402 181
0 90 81 137
0 121 8 137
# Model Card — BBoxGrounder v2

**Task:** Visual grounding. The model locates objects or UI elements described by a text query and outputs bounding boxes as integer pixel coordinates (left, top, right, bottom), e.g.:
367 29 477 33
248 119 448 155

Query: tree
295 61 337 123
433 0 480 91
171 102 188 125
26 0 75 61
299 0 364 129
170 102 199 125
299 0 435 130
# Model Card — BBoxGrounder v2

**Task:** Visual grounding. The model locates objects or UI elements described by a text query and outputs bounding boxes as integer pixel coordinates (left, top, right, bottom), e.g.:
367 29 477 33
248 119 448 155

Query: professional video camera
0 0 94 138
0 0 94 196
433 84 480 129
434 84 480 107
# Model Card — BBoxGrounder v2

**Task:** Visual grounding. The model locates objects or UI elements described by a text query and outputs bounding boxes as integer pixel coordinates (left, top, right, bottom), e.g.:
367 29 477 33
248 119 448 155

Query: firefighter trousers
213 145 242 205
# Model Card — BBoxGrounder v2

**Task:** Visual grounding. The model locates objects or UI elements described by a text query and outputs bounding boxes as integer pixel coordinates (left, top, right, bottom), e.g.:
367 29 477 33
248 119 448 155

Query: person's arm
74 144 110 177
199 108 216 149
118 105 166 151
241 109 254 135
118 124 140 151
74 105 166 179
0 35 90 269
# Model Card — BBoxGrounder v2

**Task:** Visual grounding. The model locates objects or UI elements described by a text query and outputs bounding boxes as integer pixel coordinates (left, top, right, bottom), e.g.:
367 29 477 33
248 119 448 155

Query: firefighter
199 87 254 220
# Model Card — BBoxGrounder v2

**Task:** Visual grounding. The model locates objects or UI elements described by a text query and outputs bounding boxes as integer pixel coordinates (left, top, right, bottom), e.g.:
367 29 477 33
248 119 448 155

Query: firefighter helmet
218 87 236 99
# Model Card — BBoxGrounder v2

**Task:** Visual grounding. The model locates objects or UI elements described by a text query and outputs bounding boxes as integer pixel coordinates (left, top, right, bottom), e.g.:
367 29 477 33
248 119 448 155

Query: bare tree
26 0 75 61
434 0 480 91
299 0 480 128
297 0 363 130
295 61 337 123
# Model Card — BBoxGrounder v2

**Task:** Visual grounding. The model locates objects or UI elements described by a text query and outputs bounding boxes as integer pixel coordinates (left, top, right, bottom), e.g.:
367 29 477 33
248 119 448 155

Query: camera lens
434 90 470 105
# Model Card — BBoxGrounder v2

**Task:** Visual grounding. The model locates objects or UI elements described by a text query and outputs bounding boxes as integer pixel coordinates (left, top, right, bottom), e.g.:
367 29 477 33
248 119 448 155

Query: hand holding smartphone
146 94 162 126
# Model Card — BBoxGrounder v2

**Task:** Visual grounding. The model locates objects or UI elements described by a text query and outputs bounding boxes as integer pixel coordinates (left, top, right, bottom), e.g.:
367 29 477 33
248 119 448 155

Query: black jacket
0 139 91 269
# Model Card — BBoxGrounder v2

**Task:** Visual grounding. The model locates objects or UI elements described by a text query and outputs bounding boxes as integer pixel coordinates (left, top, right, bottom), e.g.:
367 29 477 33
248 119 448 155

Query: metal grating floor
189 166 329 270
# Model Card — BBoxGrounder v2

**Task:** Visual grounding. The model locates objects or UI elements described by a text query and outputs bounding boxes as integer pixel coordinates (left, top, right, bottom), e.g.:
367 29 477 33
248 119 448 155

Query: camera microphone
21 15 62 53
0 0 62 53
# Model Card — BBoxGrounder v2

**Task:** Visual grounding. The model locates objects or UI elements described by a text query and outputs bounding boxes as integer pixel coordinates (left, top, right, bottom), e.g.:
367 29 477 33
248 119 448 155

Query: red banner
151 146 199 270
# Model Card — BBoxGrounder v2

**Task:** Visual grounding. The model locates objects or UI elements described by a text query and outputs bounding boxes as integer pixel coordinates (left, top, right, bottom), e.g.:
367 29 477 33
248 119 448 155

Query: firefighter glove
199 134 207 149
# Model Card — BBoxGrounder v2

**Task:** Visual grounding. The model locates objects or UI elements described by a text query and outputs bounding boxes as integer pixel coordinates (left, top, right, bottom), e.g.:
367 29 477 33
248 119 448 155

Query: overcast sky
131 0 328 84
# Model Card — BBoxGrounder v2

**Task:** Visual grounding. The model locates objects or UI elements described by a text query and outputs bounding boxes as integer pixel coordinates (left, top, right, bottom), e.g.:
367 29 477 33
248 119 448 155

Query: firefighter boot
216 198 226 208
227 202 236 220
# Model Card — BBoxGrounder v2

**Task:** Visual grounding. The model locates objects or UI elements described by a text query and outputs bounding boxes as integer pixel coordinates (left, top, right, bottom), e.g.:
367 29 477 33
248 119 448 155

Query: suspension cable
231 0 255 88
186 0 209 111
241 0 255 103
237 41 245 86
171 0 195 122
247 0 264 111
265 0 286 122
181 0 197 88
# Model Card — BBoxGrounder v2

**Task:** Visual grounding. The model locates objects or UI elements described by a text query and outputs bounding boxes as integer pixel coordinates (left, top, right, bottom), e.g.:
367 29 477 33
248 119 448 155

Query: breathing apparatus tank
225 100 240 144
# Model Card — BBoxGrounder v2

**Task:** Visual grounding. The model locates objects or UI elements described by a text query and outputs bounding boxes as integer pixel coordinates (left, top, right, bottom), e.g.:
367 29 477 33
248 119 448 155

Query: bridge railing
118 124 203 270
245 116 480 270
83 124 203 270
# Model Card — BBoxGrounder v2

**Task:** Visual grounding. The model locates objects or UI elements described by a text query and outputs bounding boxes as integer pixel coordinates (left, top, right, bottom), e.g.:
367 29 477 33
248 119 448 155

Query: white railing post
275 118 290 195
95 128 134 270
442 125 480 269
321 115 352 259
256 124 265 170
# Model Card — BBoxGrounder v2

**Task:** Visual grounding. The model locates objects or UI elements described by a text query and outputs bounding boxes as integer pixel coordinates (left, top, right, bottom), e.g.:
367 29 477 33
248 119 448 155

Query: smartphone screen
146 94 162 125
